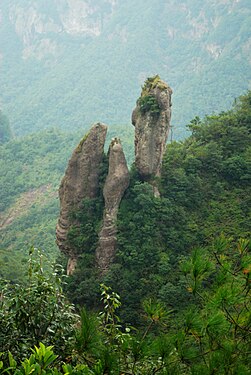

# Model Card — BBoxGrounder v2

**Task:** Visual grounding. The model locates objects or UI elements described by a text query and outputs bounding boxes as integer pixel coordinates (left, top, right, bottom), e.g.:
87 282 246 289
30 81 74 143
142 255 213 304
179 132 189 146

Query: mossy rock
75 132 89 153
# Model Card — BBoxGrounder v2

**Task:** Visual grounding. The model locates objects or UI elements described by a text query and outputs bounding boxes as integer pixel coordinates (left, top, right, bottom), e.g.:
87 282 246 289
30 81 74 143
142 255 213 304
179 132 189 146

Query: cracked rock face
132 76 172 183
56 123 107 274
96 138 130 273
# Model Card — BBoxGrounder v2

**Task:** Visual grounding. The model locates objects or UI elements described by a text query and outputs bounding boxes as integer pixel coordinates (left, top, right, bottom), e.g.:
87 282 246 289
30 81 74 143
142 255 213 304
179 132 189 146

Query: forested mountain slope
0 89 250 373
0 0 250 138
0 130 76 279
65 90 251 325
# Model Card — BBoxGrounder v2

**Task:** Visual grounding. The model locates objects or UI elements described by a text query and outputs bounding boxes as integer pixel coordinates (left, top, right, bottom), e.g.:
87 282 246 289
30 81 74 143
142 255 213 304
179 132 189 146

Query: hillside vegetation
0 238 250 374
0 90 250 374
65 90 251 325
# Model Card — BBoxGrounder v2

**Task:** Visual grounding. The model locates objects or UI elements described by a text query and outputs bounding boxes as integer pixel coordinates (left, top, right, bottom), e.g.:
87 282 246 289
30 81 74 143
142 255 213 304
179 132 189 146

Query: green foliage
0 248 77 361
0 237 250 374
103 179 191 324
161 91 251 240
15 343 58 375
137 94 160 115
67 198 104 256
99 284 122 344
0 343 92 374
74 307 101 359
64 252 100 308
181 248 213 294
178 236 251 374
137 75 167 115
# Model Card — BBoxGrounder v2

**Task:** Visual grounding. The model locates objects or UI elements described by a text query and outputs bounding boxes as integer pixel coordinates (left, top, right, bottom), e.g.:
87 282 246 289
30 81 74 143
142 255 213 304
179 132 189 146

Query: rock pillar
96 138 130 273
56 123 107 274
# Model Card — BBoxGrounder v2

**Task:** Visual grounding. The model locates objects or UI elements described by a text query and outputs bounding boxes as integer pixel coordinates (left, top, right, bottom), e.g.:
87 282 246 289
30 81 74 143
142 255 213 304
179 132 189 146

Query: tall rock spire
132 75 172 195
96 138 130 273
56 123 107 275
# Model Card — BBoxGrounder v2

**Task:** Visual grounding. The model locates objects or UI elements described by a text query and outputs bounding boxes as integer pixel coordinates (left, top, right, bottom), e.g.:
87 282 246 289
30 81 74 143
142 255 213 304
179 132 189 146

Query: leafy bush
137 94 160 115
0 248 77 361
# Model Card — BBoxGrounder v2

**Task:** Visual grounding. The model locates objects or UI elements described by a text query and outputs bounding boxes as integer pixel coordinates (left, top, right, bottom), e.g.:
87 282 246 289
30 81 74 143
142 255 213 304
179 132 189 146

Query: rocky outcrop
96 138 130 273
56 76 172 275
56 123 107 274
132 75 172 193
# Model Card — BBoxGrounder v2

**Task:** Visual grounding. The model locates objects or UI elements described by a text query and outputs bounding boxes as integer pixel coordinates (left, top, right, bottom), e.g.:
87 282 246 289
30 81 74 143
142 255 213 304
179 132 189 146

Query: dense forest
65 90 251 324
0 90 250 373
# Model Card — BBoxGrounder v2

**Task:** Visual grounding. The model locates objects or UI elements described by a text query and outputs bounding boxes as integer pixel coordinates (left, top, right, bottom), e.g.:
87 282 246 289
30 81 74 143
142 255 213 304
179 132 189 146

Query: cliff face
5 1 117 60
132 76 172 188
56 123 107 274
96 138 130 273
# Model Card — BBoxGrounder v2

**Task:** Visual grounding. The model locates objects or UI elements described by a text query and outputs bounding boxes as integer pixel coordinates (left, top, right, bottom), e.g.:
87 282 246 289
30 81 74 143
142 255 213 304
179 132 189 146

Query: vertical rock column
132 76 172 195
56 123 107 275
96 138 130 273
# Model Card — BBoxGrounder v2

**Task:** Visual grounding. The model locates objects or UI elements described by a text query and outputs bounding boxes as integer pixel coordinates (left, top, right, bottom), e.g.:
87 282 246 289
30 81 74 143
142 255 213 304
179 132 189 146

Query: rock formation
132 75 172 194
56 76 172 275
96 138 130 273
56 123 107 274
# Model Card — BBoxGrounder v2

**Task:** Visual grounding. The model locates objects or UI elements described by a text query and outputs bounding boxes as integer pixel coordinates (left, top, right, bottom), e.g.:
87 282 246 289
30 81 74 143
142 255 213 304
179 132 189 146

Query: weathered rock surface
132 76 172 190
96 138 130 273
56 123 107 274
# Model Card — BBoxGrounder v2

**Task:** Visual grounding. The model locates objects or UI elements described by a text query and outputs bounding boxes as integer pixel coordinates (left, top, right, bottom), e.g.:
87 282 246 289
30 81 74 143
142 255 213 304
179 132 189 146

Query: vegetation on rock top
137 75 168 115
